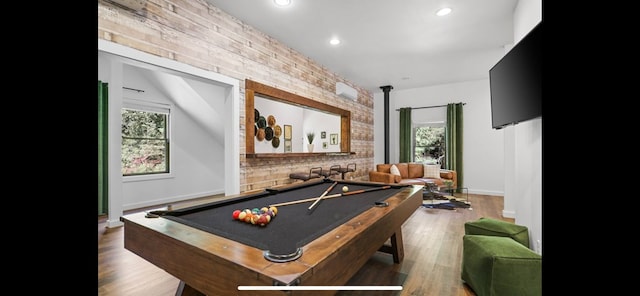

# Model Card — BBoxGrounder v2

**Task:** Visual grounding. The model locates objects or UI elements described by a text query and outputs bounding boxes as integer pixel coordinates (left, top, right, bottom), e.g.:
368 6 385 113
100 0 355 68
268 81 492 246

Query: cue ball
342 186 349 192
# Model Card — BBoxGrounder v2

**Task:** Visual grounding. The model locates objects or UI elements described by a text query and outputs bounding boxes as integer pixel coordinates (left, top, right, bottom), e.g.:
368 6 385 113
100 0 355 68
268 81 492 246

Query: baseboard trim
502 209 516 218
468 189 503 196
123 189 225 211
106 219 124 228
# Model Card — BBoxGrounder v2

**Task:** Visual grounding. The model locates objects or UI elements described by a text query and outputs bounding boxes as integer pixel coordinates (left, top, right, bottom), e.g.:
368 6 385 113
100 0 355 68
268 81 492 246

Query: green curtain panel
446 103 463 191
399 107 412 163
98 81 109 215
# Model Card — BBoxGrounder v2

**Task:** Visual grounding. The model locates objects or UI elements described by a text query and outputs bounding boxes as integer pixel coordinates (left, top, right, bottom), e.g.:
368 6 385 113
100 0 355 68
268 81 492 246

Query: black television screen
490 22 541 129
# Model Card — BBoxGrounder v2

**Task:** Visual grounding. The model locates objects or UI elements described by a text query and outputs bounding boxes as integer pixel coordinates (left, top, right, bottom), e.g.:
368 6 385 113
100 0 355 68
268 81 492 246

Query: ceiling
204 0 519 93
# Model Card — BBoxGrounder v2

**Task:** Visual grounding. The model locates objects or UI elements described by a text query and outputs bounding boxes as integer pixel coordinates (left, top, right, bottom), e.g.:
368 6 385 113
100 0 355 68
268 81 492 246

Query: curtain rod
395 102 465 111
123 86 145 93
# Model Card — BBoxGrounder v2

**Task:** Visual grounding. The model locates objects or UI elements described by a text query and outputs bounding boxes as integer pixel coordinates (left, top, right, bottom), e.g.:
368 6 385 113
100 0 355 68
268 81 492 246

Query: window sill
123 173 174 183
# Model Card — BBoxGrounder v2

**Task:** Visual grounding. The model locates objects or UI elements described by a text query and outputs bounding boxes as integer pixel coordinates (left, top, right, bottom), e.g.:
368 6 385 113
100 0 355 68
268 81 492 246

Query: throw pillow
390 164 401 176
423 164 441 179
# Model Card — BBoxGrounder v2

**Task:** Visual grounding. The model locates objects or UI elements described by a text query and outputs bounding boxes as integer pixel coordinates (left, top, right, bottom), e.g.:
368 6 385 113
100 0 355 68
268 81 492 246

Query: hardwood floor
98 193 512 296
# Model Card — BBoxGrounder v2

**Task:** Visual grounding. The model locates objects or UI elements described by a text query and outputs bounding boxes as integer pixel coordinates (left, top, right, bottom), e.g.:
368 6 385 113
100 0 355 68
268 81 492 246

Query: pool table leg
378 228 404 264
389 230 404 263
176 281 205 296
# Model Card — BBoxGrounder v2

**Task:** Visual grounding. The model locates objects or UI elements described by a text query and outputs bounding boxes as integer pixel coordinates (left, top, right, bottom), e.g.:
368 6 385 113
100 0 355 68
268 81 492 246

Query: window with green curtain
414 126 445 164
98 81 109 215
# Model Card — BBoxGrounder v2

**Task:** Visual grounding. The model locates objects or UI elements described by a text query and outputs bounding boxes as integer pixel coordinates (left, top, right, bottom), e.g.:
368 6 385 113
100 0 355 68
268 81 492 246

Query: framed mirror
245 79 351 157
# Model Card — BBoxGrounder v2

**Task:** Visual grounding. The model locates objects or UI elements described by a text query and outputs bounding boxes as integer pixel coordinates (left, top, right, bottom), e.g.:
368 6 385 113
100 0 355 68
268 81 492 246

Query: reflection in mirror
245 79 351 157
253 95 341 153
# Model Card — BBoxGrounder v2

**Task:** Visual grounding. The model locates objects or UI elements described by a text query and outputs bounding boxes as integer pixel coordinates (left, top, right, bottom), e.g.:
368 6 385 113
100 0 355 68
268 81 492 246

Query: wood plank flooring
98 193 512 296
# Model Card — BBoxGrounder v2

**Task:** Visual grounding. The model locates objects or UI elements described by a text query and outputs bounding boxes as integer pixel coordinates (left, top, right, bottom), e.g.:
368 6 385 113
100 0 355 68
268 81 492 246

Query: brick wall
98 0 375 192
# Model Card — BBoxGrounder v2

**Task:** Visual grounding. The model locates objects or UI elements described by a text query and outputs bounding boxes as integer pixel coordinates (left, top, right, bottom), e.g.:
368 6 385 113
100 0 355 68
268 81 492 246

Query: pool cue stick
308 181 338 211
269 185 392 207
341 185 391 196
269 194 341 207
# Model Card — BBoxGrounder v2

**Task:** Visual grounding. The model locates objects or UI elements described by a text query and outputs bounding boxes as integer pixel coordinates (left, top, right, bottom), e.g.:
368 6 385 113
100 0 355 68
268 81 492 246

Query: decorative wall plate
256 128 266 141
267 115 276 127
265 126 274 141
273 125 282 137
257 116 267 128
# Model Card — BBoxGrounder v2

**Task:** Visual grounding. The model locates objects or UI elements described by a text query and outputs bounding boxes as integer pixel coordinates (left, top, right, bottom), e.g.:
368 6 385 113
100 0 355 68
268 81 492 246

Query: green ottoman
462 235 542 296
464 217 530 248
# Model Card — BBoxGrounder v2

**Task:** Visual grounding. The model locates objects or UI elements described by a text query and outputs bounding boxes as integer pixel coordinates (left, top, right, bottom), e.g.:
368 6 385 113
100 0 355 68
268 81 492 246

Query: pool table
121 178 423 296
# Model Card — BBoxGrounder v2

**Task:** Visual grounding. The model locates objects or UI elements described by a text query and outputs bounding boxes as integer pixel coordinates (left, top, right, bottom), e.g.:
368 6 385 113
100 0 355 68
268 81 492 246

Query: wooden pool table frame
121 179 423 296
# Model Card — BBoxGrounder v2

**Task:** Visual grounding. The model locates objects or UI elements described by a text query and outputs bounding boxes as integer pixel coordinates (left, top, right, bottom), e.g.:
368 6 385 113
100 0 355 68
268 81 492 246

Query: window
413 125 445 165
121 99 170 176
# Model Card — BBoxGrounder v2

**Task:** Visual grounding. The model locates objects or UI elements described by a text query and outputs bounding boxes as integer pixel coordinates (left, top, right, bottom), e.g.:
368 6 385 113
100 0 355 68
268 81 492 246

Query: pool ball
342 186 349 192
266 209 274 217
232 209 241 220
256 214 269 226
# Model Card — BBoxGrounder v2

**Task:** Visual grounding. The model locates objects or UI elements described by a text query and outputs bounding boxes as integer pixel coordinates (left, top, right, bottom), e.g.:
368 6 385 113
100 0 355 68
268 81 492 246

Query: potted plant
306 132 315 152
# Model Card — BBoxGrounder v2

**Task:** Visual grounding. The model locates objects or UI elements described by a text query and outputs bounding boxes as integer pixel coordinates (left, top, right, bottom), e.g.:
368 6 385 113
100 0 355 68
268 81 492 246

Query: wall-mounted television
490 22 541 129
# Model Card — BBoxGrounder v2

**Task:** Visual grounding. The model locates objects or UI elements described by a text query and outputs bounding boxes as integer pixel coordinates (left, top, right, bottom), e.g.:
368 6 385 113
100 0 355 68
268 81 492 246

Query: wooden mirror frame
245 79 351 157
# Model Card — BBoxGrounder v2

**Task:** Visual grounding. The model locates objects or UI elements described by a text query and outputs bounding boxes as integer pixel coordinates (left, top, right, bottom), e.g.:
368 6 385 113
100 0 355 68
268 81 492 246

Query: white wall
122 66 226 210
98 40 240 228
373 0 543 255
302 110 341 152
373 79 505 196
99 54 226 210
507 0 543 254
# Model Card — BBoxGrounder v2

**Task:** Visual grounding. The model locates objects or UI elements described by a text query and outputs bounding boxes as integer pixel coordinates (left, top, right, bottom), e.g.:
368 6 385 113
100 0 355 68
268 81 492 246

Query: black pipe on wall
379 85 393 164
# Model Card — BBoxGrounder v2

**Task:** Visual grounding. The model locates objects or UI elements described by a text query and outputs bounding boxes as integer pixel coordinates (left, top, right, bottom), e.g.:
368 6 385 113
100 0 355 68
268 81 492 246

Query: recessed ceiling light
330 38 341 45
436 7 452 16
274 0 291 7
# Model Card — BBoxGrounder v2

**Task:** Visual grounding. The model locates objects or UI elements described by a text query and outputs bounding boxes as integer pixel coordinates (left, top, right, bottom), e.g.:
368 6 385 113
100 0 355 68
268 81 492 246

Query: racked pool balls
232 206 277 227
